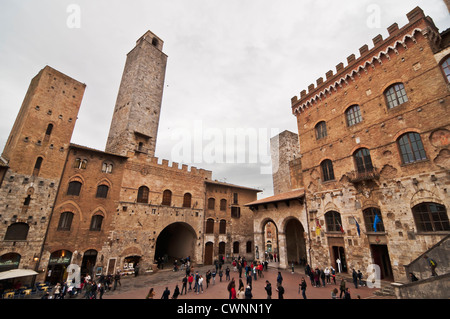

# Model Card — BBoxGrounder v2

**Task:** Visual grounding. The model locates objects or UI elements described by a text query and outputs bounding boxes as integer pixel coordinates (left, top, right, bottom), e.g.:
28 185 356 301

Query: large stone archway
249 192 308 270
154 222 198 265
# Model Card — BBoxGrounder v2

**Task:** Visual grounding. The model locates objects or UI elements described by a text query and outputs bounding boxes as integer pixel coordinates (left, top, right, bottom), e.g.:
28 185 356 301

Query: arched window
220 199 227 211
74 158 87 169
33 157 43 176
325 211 343 232
412 202 449 232
363 207 385 232
208 198 215 210
205 218 215 234
57 212 74 231
162 190 172 206
67 181 82 196
345 105 362 126
183 193 192 208
102 162 113 173
315 121 327 140
354 148 374 173
4 223 29 241
440 56 450 83
320 159 335 181
96 185 109 198
89 215 104 231
385 83 408 109
397 132 427 164
137 186 149 203
219 219 227 234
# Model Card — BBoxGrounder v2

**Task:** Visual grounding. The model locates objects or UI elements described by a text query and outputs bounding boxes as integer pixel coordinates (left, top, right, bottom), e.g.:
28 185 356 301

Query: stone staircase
391 234 450 299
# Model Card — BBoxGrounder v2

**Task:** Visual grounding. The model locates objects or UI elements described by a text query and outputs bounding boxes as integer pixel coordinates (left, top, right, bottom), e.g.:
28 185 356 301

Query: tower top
136 30 164 52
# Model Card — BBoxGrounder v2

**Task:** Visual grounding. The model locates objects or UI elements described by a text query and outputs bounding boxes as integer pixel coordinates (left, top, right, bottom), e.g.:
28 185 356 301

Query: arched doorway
81 249 98 277
46 250 72 285
284 218 307 265
204 242 213 265
154 222 197 265
262 219 279 262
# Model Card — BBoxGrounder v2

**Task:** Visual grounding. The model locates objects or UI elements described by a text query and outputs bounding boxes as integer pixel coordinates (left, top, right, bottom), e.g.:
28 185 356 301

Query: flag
315 219 321 236
353 216 361 237
373 214 381 232
336 218 344 234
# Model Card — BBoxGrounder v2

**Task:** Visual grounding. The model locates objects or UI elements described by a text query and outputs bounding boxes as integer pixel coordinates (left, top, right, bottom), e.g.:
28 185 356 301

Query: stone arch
154 222 198 265
410 189 444 208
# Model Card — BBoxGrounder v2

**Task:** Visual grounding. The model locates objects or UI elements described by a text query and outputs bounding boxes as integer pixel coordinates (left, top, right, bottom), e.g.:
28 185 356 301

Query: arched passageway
154 222 197 265
284 218 307 265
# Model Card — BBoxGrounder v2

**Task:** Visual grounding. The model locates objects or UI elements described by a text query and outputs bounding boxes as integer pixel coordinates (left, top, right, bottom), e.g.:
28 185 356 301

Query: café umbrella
0 269 38 280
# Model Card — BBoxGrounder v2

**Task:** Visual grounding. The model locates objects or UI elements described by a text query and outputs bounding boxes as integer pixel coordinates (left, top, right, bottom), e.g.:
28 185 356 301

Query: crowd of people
146 257 364 300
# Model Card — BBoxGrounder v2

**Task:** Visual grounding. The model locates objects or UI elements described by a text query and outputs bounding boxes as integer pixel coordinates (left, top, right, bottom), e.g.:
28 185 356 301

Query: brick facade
0 31 259 285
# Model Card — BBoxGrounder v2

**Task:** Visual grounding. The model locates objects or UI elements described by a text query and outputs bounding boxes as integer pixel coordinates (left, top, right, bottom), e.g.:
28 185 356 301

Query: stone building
288 7 450 281
247 7 450 283
0 30 259 285
0 66 86 275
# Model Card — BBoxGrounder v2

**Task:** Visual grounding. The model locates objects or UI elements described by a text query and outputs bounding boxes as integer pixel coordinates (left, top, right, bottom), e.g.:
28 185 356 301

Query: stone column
278 232 288 269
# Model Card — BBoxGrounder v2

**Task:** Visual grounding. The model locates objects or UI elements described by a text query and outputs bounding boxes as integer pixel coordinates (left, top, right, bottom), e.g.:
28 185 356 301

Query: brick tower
105 30 167 157
0 66 85 271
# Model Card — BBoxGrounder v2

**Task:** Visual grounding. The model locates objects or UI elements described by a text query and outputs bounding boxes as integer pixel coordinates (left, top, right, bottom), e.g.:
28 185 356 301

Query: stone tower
270 130 301 195
2 65 85 178
105 30 168 157
0 66 85 271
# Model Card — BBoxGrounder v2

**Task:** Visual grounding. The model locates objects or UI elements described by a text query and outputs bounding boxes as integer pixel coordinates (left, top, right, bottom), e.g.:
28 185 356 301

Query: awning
0 269 38 280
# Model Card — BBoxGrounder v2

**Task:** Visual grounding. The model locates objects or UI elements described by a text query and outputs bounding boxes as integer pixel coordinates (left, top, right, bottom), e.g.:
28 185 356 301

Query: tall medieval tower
0 66 85 271
105 30 167 157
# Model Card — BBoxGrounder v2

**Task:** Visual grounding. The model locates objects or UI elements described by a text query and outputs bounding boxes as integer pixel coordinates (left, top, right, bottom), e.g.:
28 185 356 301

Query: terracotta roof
69 143 128 158
245 188 305 206
205 180 262 192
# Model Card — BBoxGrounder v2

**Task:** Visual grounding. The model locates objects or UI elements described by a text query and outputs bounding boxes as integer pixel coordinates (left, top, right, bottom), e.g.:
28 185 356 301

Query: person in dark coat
161 287 170 299
265 280 272 299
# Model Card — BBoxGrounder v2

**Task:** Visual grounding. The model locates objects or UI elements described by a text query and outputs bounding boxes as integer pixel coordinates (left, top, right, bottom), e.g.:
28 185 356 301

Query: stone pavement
102 263 395 300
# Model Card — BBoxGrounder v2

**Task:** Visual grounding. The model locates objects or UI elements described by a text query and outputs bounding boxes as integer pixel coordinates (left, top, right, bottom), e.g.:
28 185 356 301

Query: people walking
181 275 188 295
172 284 180 299
352 268 358 289
424 255 438 276
161 287 170 299
339 277 346 299
276 283 285 299
146 288 155 299
265 280 272 299
299 277 307 299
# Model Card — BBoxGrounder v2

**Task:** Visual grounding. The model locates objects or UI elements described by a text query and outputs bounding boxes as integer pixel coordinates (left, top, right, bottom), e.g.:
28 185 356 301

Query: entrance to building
331 246 348 273
262 219 278 261
154 222 197 265
370 244 393 281
204 242 213 265
46 250 72 285
81 249 97 277
285 218 307 265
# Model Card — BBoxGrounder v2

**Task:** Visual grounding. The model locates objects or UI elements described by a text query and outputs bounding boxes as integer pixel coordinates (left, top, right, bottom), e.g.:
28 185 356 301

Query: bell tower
105 30 167 157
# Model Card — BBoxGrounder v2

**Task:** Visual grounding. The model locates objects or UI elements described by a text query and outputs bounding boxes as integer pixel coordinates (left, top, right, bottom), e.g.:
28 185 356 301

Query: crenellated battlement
126 153 213 179
290 6 440 116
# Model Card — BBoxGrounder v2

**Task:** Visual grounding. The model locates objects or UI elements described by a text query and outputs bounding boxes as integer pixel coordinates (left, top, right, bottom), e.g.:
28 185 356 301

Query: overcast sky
0 0 448 198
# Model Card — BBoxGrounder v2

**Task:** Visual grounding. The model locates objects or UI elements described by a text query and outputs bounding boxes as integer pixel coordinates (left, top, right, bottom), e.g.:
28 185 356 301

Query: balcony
347 167 380 184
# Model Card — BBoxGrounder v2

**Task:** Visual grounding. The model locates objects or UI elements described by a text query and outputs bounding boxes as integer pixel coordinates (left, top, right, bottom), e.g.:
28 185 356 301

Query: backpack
429 258 437 267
